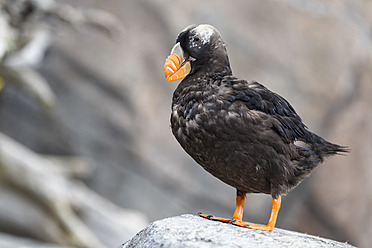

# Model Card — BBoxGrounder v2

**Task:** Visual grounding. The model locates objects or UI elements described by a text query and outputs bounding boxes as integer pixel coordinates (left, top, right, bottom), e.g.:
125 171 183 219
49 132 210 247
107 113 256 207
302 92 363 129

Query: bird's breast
171 101 204 140
171 86 221 142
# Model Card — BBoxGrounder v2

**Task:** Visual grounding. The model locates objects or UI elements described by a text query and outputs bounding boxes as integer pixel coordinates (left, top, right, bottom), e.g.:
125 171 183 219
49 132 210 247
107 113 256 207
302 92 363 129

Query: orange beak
164 43 192 81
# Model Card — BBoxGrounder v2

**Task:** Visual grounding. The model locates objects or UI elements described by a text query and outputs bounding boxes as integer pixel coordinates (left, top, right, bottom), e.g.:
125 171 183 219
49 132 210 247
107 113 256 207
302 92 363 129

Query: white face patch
193 24 215 45
188 24 216 49
189 37 201 49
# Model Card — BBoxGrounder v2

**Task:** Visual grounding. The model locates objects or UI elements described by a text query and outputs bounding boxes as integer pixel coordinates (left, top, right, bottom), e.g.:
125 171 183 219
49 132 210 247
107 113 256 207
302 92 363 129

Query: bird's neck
192 56 232 79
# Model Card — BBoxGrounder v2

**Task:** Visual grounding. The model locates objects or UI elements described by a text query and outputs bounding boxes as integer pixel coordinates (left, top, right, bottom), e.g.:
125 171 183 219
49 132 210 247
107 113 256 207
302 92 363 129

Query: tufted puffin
164 24 348 231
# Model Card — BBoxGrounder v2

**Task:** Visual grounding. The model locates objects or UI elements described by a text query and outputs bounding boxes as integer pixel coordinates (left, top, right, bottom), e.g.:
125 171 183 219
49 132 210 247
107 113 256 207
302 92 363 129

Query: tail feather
321 142 350 156
306 133 350 160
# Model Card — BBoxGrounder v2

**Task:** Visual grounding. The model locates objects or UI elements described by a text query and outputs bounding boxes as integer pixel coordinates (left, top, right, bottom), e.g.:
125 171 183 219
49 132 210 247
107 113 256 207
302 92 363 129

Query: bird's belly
193 139 273 194
172 114 273 194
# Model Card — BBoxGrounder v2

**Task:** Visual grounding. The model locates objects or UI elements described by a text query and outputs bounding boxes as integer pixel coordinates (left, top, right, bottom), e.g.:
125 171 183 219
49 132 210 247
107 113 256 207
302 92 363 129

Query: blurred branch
0 132 107 248
42 155 93 178
0 0 123 111
0 65 56 111
47 4 123 39
0 133 148 248
0 1 144 247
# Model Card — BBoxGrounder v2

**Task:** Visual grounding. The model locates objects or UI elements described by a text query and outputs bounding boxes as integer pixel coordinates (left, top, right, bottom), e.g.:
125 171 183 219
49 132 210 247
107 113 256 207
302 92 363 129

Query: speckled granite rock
121 215 355 248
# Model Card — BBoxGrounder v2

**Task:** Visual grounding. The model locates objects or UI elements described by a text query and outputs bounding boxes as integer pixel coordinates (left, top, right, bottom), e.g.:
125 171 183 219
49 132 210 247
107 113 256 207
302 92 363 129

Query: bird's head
164 24 231 81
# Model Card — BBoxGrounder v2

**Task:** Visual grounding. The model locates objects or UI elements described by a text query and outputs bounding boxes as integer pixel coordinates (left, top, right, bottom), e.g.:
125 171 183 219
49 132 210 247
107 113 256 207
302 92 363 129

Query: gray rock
121 214 355 248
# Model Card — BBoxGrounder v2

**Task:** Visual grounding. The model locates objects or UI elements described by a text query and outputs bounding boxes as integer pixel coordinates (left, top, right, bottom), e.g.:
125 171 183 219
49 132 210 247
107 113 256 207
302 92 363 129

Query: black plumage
164 24 348 230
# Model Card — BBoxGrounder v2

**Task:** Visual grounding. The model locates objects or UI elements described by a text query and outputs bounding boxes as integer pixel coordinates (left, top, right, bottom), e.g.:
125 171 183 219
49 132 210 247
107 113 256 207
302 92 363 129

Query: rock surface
121 215 355 248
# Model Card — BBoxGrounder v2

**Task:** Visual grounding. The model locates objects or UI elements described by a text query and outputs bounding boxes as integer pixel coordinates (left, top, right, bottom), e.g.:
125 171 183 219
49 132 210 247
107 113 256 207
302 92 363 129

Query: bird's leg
232 196 282 231
199 190 282 231
231 190 246 221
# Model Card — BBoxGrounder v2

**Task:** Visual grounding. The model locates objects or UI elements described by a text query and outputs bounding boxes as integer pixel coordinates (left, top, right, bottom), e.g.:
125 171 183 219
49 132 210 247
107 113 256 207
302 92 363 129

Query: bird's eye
193 36 201 43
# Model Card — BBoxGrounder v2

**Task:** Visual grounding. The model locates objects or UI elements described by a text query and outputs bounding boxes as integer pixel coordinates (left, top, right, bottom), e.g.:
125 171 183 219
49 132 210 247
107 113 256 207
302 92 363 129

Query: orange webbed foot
230 220 275 231
198 214 275 231
198 192 282 232
198 213 232 223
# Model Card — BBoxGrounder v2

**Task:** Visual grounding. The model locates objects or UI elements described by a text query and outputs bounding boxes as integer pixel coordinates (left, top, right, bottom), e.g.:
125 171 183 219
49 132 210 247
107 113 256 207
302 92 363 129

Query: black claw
229 219 237 224
206 215 214 219
197 212 203 215
244 224 250 227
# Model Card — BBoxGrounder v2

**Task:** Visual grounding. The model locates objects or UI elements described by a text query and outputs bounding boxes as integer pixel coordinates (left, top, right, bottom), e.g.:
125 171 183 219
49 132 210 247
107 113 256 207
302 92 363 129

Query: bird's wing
224 79 308 142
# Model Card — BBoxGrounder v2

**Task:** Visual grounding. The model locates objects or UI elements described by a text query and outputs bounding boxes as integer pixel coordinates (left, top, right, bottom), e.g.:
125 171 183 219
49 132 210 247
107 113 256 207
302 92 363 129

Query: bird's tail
310 134 350 160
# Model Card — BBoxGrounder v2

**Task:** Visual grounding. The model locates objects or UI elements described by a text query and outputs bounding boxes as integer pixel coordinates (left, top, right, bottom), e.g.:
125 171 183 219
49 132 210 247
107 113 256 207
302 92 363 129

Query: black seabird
164 24 348 231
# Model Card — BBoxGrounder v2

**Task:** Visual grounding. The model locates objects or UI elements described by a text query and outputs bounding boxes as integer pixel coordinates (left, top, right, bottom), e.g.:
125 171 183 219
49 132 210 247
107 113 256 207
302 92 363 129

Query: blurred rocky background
0 0 371 247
